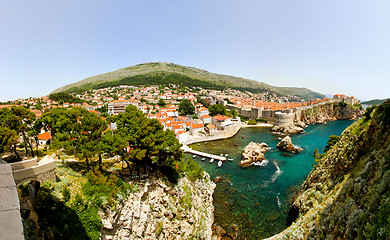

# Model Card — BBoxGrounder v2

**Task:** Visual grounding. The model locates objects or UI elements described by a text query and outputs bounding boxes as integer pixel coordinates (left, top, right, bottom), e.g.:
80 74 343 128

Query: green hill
52 62 324 100
361 98 389 105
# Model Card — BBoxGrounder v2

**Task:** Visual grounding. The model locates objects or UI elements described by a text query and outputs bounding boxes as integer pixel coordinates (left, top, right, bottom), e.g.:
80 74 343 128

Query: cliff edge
268 101 390 239
100 174 215 240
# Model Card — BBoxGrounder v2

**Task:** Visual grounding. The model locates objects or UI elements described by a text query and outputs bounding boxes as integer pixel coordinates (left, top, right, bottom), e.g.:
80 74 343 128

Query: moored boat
218 161 222 167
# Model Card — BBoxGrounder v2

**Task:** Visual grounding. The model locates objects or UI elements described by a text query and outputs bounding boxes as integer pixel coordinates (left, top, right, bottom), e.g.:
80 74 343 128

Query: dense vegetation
208 104 227 116
52 62 325 100
48 92 85 104
283 100 390 239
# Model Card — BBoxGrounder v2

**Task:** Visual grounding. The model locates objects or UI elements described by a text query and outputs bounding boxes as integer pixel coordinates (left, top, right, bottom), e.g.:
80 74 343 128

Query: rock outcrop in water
268 101 390 239
271 124 305 135
240 142 269 167
276 136 302 153
99 174 215 239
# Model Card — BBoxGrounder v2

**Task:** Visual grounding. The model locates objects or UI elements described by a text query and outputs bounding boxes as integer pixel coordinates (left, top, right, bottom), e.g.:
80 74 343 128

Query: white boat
228 158 234 161
193 155 196 158
220 154 223 156
218 161 222 167
225 154 228 157
210 158 214 163
201 158 205 161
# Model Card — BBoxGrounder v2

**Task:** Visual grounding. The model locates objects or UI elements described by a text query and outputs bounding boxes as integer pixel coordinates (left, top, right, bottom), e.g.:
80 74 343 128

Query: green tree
313 149 321 159
79 110 108 172
196 97 210 108
0 126 18 162
229 108 238 118
0 106 36 158
178 99 195 116
209 104 227 116
40 107 84 157
157 99 166 107
324 135 340 152
114 105 182 179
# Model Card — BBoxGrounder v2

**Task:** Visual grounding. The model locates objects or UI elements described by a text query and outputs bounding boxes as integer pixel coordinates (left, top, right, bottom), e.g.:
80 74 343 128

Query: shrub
248 120 257 125
62 186 71 202
239 115 249 121
178 157 203 181
256 118 268 123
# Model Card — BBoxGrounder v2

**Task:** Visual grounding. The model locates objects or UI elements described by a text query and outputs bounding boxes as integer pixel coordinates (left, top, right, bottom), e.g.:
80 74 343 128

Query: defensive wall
185 120 242 145
224 97 356 126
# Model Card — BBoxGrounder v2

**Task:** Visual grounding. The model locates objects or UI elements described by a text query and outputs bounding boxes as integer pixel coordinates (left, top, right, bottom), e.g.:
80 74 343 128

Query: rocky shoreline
99 174 215 240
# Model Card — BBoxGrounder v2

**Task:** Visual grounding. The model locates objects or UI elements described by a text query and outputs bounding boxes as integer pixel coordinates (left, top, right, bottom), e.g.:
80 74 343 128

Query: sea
187 120 354 239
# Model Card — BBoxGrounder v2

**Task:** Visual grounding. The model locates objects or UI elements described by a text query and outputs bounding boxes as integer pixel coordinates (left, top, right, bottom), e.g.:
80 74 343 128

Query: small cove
187 120 354 239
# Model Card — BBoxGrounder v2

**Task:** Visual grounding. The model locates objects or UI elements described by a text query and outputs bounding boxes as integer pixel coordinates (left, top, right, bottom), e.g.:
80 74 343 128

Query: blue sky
1 0 389 101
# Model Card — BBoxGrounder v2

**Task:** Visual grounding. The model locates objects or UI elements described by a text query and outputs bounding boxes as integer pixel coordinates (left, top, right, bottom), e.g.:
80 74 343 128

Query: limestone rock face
300 103 364 125
99 174 215 240
240 142 269 167
276 136 302 153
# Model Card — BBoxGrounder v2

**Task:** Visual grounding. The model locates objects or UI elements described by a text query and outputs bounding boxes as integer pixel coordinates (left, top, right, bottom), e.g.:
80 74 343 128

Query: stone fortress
219 94 360 128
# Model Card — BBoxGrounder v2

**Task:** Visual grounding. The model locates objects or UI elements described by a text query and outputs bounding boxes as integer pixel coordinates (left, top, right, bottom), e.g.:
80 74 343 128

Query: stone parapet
13 160 56 186
0 164 24 240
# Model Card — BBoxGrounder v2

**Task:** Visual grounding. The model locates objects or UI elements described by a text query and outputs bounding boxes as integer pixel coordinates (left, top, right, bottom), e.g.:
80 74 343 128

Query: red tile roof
38 132 51 141
191 123 204 129
213 115 231 121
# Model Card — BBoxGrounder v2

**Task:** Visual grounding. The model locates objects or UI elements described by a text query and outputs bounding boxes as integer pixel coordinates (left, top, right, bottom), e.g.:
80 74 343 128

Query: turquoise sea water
187 120 354 239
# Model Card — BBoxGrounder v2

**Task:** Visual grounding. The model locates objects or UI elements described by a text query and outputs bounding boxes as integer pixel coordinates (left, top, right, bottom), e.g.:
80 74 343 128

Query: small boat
201 158 205 161
210 158 214 163
218 161 222 167
228 158 234 161
193 155 196 158
225 154 228 157
220 154 223 156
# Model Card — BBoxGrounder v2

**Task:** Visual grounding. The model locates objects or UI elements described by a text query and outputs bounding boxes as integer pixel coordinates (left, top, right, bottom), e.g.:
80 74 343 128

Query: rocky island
276 136 302 153
240 142 269 167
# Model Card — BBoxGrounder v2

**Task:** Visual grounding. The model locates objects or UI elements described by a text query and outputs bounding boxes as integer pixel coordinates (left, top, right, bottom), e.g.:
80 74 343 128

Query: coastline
241 123 273 128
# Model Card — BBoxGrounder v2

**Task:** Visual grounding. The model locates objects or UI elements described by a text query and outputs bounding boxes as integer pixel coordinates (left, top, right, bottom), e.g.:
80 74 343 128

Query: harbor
181 145 227 161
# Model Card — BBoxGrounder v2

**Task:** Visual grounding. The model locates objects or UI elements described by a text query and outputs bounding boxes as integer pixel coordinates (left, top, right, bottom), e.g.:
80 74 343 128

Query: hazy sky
1 0 389 101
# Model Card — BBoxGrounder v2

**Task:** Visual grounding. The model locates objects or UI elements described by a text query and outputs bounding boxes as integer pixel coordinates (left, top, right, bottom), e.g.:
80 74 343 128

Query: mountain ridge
52 62 325 100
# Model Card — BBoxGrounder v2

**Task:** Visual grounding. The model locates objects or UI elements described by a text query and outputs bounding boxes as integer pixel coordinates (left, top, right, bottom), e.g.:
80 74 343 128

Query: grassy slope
52 62 324 100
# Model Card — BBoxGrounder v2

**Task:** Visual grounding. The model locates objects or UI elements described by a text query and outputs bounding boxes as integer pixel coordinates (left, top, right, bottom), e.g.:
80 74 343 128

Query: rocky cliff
300 102 364 125
268 101 390 239
99 174 215 240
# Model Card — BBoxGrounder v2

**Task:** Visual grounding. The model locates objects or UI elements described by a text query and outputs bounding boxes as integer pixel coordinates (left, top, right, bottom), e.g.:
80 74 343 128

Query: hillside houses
1 83 360 145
